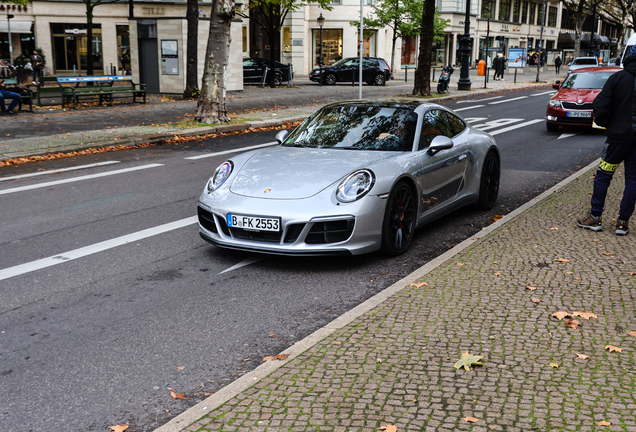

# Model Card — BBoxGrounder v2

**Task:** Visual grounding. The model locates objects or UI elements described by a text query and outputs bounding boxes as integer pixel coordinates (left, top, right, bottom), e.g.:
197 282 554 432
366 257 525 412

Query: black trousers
591 141 636 220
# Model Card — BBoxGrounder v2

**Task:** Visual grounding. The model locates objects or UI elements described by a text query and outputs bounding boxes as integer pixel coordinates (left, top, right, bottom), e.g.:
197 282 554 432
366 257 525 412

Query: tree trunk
184 0 199 98
573 2 586 58
267 3 280 87
390 20 398 75
413 0 434 96
195 0 235 123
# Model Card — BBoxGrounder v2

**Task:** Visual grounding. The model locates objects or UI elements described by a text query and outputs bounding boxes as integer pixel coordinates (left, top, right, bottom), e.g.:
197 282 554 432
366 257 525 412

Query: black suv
309 57 392 85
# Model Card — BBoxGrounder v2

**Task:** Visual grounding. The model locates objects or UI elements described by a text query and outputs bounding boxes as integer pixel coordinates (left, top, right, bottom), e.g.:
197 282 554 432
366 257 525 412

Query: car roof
573 57 599 60
569 66 621 73
320 99 442 111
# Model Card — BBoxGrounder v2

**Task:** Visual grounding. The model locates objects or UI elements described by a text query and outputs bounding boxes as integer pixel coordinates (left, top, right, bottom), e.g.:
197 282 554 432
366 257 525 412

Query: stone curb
154 157 600 432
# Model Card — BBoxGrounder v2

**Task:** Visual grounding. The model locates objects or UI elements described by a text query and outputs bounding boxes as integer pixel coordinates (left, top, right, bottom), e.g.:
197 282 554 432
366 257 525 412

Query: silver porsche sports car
197 100 500 256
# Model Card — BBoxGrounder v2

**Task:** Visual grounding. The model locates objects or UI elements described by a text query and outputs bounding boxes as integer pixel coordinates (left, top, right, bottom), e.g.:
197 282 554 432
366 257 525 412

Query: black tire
374 73 385 86
324 73 337 85
274 72 283 86
546 121 559 132
437 82 445 93
381 181 417 256
476 151 500 210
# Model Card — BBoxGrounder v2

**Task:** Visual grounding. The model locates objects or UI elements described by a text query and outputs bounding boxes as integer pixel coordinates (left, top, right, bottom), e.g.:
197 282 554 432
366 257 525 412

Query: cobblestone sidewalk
168 162 636 432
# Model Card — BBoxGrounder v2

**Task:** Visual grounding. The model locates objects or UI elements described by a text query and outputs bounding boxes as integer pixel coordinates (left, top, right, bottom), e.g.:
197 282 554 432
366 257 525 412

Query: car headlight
207 161 233 192
336 169 375 203
548 99 562 108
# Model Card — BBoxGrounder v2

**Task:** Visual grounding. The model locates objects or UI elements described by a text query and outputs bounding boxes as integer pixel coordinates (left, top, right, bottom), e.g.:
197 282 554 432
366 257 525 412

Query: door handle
458 154 467 161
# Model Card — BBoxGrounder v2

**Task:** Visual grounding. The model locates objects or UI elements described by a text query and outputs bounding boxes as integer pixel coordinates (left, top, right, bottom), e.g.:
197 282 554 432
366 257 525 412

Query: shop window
312 29 343 67
242 26 248 53
512 0 521 23
481 0 495 19
498 0 511 21
401 35 417 65
50 23 102 73
283 27 290 53
548 6 557 27
116 25 130 73
357 29 376 57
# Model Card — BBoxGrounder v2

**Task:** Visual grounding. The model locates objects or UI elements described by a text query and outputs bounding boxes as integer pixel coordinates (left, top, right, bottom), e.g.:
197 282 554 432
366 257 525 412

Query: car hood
229 146 392 199
553 88 600 102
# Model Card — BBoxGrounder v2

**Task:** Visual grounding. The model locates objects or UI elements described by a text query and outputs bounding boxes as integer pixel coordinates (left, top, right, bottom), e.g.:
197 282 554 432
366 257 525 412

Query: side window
243 59 256 67
344 59 358 67
441 111 466 137
418 110 451 150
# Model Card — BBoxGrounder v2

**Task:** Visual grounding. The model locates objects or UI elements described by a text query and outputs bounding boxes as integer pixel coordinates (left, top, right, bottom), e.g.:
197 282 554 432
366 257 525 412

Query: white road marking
456 96 504 104
474 118 524 131
489 96 529 104
454 105 485 112
489 119 544 136
184 142 278 160
219 256 266 274
531 90 557 96
0 164 164 196
0 216 198 282
0 161 121 182
558 133 577 140
464 117 488 124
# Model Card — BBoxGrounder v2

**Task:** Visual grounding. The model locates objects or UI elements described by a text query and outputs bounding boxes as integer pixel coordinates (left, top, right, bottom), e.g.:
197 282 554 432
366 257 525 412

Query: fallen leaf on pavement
628 331 636 337
269 333 275 338
108 425 129 432
576 353 589 359
494 272 501 276
550 227 559 231
168 388 191 400
526 286 537 291
262 356 273 361
453 352 485 371
456 262 464 266
554 258 570 263
628 272 636 276
273 354 289 360
378 425 398 432
573 311 598 320
597 421 612 426
552 311 572 321
549 362 559 368
493 215 503 221
605 345 622 353
409 282 428 287
464 416 479 423
564 319 581 329
601 252 612 256
532 298 542 303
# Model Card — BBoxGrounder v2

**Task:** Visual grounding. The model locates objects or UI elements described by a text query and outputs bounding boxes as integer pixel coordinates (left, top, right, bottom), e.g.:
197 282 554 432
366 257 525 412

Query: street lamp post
7 11 14 67
318 13 325 87
535 0 546 82
457 0 472 90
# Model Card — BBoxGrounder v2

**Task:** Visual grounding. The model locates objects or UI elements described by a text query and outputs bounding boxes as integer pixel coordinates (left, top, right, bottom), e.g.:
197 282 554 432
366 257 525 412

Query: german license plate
567 111 592 118
227 214 280 232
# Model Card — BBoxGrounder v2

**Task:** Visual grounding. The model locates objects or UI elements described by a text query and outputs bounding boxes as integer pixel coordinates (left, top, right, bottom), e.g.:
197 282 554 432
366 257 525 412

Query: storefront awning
598 35 610 44
0 20 33 34
558 32 575 44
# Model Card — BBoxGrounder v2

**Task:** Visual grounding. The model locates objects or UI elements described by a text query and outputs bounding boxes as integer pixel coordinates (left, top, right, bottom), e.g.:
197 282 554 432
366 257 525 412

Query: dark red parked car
545 67 621 131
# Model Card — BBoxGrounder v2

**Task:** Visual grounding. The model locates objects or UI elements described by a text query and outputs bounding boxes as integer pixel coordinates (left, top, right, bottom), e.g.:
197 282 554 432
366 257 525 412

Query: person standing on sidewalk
577 45 636 235
30 50 43 84
554 55 562 74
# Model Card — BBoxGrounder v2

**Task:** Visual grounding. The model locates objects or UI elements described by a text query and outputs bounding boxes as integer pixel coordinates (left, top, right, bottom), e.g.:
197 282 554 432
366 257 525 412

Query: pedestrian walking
493 53 505 81
554 55 562 74
0 78 21 115
577 45 636 235
30 50 43 84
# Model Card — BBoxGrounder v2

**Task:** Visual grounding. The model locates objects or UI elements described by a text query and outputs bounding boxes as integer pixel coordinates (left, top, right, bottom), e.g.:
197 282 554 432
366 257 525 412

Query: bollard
432 66 436 81
352 69 355 86
514 68 518 83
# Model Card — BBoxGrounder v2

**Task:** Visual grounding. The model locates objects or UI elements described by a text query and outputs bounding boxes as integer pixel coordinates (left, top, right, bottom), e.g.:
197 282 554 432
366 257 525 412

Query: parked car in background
243 58 292 86
607 58 618 66
309 57 392 85
197 100 500 256
566 57 600 74
618 33 636 67
545 66 620 131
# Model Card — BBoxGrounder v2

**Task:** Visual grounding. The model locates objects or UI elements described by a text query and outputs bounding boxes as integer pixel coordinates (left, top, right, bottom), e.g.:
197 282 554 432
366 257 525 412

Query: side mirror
275 130 289 144
427 135 454 155
553 80 561 89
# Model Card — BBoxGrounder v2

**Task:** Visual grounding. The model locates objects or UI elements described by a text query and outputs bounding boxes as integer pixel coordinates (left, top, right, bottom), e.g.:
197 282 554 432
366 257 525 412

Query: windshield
283 105 417 152
561 71 615 89
572 58 597 65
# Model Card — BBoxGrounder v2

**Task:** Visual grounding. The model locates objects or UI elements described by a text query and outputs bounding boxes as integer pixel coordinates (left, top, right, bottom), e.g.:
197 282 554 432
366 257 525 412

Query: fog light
547 115 558 121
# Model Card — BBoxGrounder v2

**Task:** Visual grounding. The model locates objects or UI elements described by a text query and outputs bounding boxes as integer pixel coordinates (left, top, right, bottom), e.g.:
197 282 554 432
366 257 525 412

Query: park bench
27 76 62 106
58 75 146 109
2 78 33 112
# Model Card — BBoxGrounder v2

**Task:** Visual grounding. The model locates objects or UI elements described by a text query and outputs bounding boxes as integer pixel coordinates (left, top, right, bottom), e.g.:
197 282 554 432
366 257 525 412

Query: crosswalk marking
454 105 485 112
489 96 529 104
558 133 577 140
456 96 503 104
473 118 525 131
489 119 544 135
464 117 488 124
0 161 121 182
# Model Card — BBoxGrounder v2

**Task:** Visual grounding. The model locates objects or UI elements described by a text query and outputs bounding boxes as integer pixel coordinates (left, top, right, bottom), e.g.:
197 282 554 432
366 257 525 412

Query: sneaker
5 110 17 115
616 219 629 236
577 214 602 231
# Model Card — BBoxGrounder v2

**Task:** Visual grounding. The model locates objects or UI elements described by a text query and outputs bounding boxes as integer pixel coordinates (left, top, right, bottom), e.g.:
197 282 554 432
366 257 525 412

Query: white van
619 33 636 66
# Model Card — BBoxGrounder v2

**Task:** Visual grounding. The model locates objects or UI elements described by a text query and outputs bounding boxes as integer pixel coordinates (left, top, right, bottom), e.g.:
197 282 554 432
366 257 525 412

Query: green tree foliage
2 0 29 5
349 0 448 72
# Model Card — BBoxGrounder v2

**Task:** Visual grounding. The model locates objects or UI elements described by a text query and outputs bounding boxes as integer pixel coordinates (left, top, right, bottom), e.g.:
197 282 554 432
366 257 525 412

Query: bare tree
195 0 236 123
184 0 199 98
412 0 435 96
562 0 604 58
597 0 636 57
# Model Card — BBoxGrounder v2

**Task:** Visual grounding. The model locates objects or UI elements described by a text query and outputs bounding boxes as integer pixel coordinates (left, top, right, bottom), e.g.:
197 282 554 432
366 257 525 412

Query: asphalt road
0 87 606 432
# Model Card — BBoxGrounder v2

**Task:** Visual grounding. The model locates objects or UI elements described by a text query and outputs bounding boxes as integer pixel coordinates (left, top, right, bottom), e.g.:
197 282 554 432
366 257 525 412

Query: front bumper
546 106 594 126
197 187 387 256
